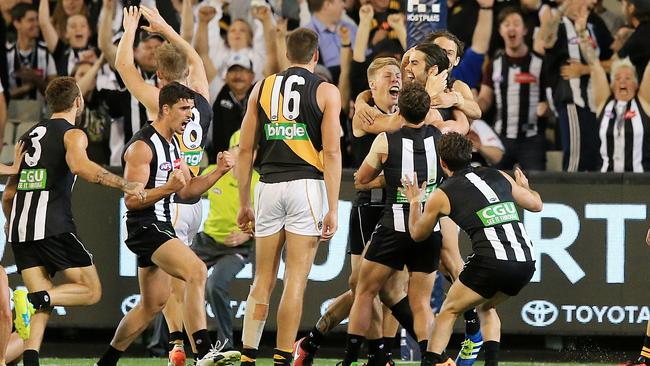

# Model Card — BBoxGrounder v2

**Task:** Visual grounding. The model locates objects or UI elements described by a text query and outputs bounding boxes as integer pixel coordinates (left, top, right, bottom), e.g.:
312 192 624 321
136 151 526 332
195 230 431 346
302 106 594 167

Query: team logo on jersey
173 158 182 169
476 202 519 226
159 162 172 172
17 169 47 190
625 109 637 120
264 123 309 141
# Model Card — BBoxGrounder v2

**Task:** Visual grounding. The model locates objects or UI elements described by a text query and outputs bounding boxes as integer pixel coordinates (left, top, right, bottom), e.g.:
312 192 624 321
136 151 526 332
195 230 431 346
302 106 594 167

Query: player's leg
96 265 171 366
378 268 414 340
0 266 12 366
241 231 285 366
162 277 187 364
381 304 399 362
407 271 436 353
476 300 507 366
5 332 24 364
19 266 54 366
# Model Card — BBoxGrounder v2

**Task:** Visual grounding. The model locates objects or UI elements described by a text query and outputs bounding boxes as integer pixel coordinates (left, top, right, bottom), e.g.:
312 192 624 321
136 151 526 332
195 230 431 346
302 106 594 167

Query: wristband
479 5 493 9
341 43 351 47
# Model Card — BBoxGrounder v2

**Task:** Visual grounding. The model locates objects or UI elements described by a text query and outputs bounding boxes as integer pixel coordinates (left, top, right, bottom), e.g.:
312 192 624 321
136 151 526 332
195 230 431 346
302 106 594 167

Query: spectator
190 130 257 349
540 0 613 171
366 0 407 58
594 0 624 35
39 0 97 76
447 0 480 48
618 0 650 79
468 119 506 167
477 6 547 171
579 14 650 172
6 3 57 101
51 0 88 41
207 54 255 163
304 0 358 82
610 24 634 54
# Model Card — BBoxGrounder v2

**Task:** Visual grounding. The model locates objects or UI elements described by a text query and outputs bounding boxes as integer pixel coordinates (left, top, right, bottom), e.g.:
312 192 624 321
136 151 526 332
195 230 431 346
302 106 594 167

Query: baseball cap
225 54 254 72
229 130 241 148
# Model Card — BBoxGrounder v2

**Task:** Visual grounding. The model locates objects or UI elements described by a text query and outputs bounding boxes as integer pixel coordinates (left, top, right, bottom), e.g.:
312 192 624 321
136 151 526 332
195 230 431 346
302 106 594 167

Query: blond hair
610 57 638 88
367 57 400 81
155 43 188 82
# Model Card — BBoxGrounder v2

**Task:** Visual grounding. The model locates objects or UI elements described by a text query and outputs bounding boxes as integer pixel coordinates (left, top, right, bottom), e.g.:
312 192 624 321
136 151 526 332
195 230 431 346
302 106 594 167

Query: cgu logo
476 202 519 226
22 169 45 183
265 123 309 141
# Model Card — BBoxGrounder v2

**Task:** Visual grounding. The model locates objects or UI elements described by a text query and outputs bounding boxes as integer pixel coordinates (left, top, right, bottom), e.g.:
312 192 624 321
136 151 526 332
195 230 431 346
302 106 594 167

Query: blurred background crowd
0 0 649 173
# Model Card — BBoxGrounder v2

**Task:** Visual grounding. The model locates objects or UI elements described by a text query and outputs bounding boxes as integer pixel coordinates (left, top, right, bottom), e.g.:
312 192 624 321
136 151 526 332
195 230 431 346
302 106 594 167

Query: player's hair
414 43 449 74
45 77 81 113
438 132 473 171
367 57 400 81
155 43 189 82
11 3 37 23
398 83 430 124
610 57 638 88
159 82 194 116
424 30 465 60
286 28 319 64
497 6 526 27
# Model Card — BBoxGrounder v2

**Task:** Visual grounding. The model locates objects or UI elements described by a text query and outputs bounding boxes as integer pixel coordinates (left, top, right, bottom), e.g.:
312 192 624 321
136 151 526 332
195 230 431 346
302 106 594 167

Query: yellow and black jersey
256 66 325 183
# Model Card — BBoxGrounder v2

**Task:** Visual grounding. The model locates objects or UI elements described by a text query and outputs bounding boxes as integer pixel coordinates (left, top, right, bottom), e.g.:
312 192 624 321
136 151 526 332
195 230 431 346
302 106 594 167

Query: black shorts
347 204 384 255
125 222 177 268
459 254 536 299
364 225 441 273
12 233 94 276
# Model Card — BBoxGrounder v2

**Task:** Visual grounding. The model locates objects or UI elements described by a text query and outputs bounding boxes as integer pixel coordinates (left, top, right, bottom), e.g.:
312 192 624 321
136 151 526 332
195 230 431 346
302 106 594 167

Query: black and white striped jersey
6 41 57 101
438 166 534 262
8 119 77 243
381 125 443 233
598 96 650 172
487 51 544 139
122 124 182 232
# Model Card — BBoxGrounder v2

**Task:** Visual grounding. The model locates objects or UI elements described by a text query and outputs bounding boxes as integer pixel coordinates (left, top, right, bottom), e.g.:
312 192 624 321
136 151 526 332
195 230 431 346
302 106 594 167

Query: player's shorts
12 232 94 276
254 179 327 237
459 254 536 299
125 222 177 268
347 204 384 255
364 225 441 274
172 201 203 246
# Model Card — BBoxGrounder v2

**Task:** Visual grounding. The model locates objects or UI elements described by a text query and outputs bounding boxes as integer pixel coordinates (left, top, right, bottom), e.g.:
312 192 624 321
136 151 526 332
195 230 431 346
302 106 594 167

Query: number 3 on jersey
270 75 305 121
25 126 47 167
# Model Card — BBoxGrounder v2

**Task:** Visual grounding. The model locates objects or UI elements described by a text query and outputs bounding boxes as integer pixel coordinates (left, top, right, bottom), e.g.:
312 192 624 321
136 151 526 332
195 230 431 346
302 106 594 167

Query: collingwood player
3 77 145 366
341 82 444 366
403 133 542 366
113 6 215 362
95 82 236 366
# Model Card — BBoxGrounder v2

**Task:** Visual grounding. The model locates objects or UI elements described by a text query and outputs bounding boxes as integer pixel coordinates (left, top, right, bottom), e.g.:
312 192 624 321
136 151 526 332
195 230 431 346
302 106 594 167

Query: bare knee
140 296 167 317
185 262 207 286
250 273 276 301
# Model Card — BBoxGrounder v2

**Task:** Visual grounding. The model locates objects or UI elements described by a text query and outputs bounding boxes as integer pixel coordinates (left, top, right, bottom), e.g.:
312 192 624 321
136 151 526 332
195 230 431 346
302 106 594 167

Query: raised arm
477 84 494 114
354 4 373 63
387 13 407 50
500 168 543 212
319 82 343 240
298 0 311 27
576 8 609 113
180 0 194 44
140 5 210 100
539 0 570 49
338 25 353 115
639 63 650 104
98 0 118 68
195 6 218 83
64 129 145 198
275 19 290 72
472 0 494 55
115 7 160 113
77 56 104 95
252 5 279 77
38 0 59 53
176 151 234 200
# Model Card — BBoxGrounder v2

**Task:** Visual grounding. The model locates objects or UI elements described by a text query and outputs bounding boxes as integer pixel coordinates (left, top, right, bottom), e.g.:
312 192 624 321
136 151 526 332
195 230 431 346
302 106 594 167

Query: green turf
35 359 611 366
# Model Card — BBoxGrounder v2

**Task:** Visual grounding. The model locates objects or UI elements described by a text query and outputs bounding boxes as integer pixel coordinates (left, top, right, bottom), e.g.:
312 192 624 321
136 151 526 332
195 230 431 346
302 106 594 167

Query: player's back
255 66 325 183
9 118 77 243
439 166 535 262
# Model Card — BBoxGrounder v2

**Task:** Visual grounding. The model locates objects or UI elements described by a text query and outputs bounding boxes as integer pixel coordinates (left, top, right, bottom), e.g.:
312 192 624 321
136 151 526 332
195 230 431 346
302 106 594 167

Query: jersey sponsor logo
17 169 47 190
396 183 436 203
476 201 519 226
159 162 172 172
264 122 309 141
173 158 182 169
624 109 637 120
183 150 203 167
515 72 537 84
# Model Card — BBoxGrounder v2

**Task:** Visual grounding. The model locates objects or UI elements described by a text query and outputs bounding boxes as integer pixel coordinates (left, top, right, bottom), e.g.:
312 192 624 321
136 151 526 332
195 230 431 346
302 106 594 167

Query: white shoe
196 339 241 366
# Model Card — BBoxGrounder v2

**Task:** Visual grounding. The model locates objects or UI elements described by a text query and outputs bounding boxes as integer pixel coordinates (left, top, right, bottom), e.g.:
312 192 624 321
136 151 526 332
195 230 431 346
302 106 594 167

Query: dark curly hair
438 132 473 171
398 83 431 124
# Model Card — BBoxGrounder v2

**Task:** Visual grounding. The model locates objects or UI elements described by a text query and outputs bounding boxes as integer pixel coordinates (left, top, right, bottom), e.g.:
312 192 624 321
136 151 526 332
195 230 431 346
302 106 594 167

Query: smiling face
227 20 253 51
404 50 435 85
432 36 459 70
370 64 402 110
225 66 254 95
65 14 90 48
499 12 527 52
14 10 40 40
612 66 638 102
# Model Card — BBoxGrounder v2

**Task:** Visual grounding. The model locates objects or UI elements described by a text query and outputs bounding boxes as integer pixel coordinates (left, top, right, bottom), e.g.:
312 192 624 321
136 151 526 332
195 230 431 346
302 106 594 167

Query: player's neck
289 63 315 73
50 111 76 125
17 34 35 51
374 97 396 114
150 120 174 141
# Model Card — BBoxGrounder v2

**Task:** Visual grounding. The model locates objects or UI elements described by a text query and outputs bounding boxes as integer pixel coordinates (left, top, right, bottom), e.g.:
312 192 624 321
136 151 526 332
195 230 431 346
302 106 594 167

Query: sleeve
452 47 485 89
363 132 388 169
251 19 267 81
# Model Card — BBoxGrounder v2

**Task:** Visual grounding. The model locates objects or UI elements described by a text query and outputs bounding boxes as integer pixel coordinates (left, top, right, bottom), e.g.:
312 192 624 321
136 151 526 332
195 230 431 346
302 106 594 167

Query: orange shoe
293 337 315 366
168 343 186 366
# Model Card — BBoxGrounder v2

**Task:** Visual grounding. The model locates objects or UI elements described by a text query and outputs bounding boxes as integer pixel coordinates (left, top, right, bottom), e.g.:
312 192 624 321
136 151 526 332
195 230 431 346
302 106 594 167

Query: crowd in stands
1 0 649 172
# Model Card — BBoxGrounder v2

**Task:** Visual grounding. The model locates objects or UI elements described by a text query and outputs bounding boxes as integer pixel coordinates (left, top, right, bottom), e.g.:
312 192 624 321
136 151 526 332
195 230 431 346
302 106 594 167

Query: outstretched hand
400 172 427 205
122 6 141 33
514 166 530 190
139 5 170 35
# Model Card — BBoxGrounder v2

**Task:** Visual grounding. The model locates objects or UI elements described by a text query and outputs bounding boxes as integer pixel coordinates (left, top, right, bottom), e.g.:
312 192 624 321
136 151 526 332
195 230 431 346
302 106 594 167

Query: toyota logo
521 300 559 327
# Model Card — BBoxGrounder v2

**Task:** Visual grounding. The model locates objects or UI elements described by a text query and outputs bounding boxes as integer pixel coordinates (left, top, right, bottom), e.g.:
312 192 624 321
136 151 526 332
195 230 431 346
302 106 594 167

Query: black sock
389 297 416 340
170 331 184 344
192 329 212 358
484 340 500 366
23 349 39 366
641 335 650 359
96 345 123 366
463 309 480 335
422 351 449 365
301 326 323 353
273 348 292 366
241 348 257 365
418 340 428 355
384 337 394 359
367 338 387 366
27 291 51 310
343 334 364 366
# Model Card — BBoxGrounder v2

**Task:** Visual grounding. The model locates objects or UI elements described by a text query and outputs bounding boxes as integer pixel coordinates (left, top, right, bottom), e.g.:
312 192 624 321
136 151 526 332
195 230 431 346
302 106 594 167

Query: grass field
34 359 614 366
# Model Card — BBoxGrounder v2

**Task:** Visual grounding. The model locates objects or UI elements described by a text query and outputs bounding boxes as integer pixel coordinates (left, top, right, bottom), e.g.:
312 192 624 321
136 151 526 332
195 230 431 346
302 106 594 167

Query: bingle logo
521 300 559 327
